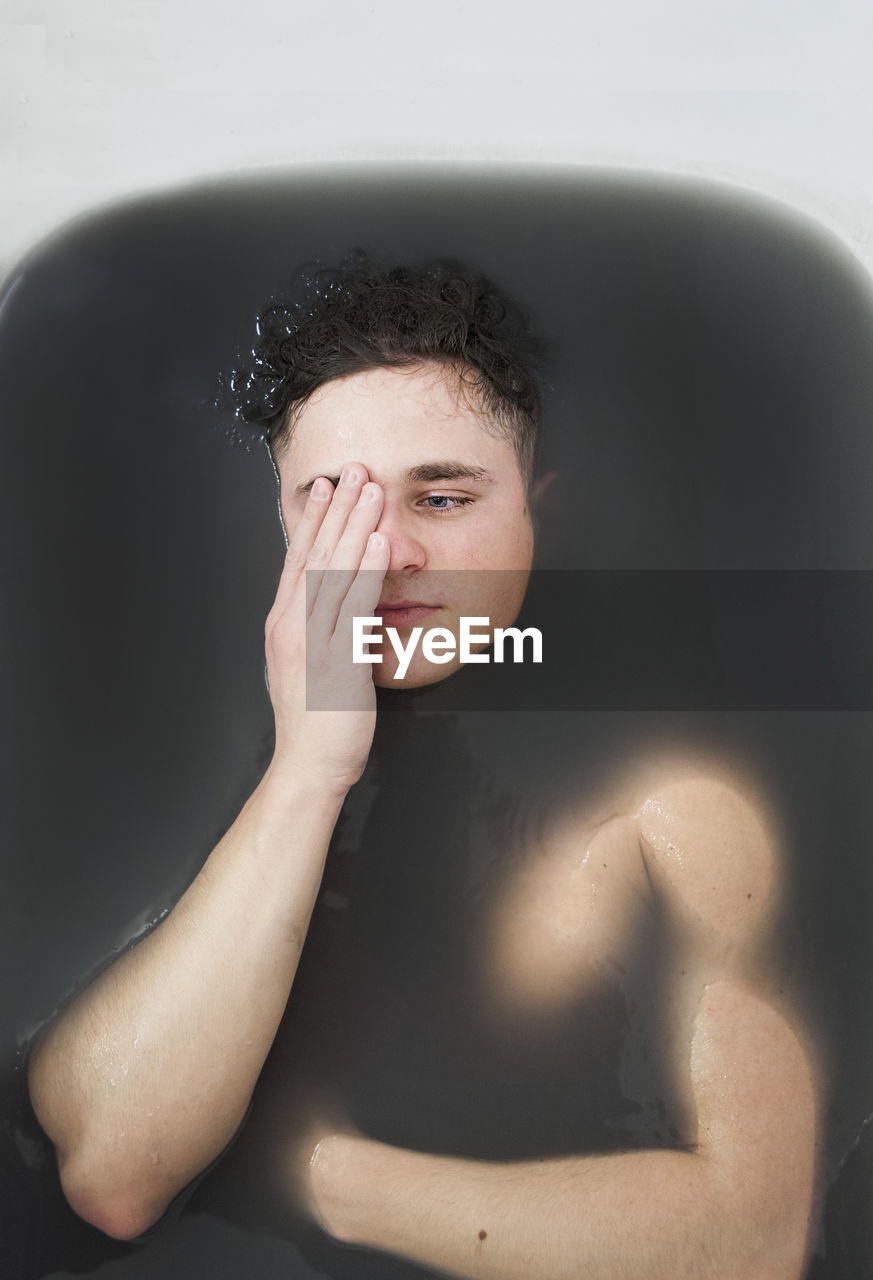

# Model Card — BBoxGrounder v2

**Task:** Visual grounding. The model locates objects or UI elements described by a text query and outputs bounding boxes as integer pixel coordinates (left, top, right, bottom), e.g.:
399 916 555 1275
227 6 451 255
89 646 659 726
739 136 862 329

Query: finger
333 532 391 643
329 482 384 572
307 484 384 629
270 477 333 619
309 464 370 566
303 464 371 610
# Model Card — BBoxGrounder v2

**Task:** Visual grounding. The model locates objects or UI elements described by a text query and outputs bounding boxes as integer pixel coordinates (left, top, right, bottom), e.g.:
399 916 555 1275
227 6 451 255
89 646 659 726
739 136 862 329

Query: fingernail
311 478 331 500
367 532 385 552
340 467 358 488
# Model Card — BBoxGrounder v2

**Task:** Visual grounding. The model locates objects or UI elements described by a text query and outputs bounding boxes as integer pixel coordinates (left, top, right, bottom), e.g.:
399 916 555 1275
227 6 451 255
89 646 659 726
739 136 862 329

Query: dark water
2 167 873 1278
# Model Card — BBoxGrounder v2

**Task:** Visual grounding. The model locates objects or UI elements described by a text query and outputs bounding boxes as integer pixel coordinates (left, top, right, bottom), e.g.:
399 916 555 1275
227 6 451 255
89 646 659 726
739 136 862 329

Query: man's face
276 361 535 686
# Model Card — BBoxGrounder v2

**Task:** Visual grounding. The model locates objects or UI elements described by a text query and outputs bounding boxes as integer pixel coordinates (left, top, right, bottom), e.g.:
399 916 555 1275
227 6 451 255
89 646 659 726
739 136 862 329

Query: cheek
483 575 530 631
436 495 532 565
471 512 534 568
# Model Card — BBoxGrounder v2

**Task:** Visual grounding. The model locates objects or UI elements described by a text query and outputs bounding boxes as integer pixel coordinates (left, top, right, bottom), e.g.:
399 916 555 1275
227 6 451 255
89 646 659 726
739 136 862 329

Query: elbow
704 1166 816 1280
740 1198 816 1280
28 1042 181 1240
27 1050 155 1239
59 1157 172 1241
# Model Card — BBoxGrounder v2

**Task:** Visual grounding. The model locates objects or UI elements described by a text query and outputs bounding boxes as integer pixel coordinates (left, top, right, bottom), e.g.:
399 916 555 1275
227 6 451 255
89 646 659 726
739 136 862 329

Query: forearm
311 1136 810 1280
28 763 344 1239
310 984 816 1280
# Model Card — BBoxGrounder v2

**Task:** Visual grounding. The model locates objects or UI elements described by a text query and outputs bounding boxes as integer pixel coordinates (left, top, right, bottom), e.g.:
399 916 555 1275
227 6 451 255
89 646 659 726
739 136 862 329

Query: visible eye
419 494 474 515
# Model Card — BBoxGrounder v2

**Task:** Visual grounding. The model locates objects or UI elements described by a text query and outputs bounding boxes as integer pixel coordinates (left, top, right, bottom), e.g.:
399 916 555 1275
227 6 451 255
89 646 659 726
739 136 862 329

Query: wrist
234 764 346 865
268 745 363 803
309 1133 377 1245
259 757 350 811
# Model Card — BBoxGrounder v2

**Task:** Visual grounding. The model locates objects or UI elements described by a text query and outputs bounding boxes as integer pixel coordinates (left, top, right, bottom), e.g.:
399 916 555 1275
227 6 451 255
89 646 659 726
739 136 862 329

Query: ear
531 469 559 507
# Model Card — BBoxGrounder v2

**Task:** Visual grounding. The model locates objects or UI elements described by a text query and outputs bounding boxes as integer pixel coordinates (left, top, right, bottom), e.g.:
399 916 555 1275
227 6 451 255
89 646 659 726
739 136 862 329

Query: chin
373 660 463 690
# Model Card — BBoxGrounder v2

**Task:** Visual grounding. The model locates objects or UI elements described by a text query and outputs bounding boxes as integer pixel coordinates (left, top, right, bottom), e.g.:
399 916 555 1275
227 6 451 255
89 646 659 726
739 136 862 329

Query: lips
375 600 441 627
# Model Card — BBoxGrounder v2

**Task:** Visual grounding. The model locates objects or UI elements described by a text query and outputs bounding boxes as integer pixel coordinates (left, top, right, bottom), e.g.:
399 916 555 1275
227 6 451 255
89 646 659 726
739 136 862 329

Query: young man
28 260 818 1278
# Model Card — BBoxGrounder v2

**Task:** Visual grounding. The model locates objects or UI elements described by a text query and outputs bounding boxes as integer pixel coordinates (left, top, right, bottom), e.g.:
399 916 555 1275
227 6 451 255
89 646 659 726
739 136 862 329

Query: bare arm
309 981 815 1280
27 464 389 1241
299 776 818 1280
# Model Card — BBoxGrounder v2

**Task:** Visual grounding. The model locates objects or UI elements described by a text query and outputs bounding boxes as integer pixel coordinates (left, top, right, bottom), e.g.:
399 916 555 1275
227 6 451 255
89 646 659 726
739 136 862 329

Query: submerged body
27 317 820 1276
212 695 818 1280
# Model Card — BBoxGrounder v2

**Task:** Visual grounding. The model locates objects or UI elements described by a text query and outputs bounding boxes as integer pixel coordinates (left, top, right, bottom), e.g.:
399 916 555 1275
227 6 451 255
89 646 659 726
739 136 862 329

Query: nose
375 502 428 573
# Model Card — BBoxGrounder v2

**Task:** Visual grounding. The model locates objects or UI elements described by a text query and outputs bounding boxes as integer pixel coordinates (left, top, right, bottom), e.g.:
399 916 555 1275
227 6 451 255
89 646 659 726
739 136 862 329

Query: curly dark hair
231 254 543 486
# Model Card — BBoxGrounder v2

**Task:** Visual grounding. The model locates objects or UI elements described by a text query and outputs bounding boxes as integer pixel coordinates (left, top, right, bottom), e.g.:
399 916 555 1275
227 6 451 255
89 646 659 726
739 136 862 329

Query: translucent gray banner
305 570 873 711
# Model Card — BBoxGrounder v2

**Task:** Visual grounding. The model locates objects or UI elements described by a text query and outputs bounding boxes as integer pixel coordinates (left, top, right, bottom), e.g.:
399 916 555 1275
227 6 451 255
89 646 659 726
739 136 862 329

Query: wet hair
231 255 543 487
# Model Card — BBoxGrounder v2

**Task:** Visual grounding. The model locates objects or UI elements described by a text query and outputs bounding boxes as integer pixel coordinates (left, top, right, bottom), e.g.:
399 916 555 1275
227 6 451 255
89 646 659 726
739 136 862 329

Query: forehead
279 362 514 485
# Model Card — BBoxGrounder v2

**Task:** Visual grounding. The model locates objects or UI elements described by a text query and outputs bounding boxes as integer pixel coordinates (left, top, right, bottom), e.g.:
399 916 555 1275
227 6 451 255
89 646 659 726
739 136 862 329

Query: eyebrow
294 461 496 496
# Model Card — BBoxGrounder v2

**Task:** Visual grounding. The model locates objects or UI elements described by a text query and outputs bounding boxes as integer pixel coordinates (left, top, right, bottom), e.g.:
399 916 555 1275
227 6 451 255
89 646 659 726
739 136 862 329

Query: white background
1 0 872 283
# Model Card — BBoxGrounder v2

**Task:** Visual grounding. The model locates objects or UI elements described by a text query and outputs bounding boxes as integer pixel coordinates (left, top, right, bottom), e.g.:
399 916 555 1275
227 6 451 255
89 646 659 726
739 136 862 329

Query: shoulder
485 807 650 1008
632 765 781 938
